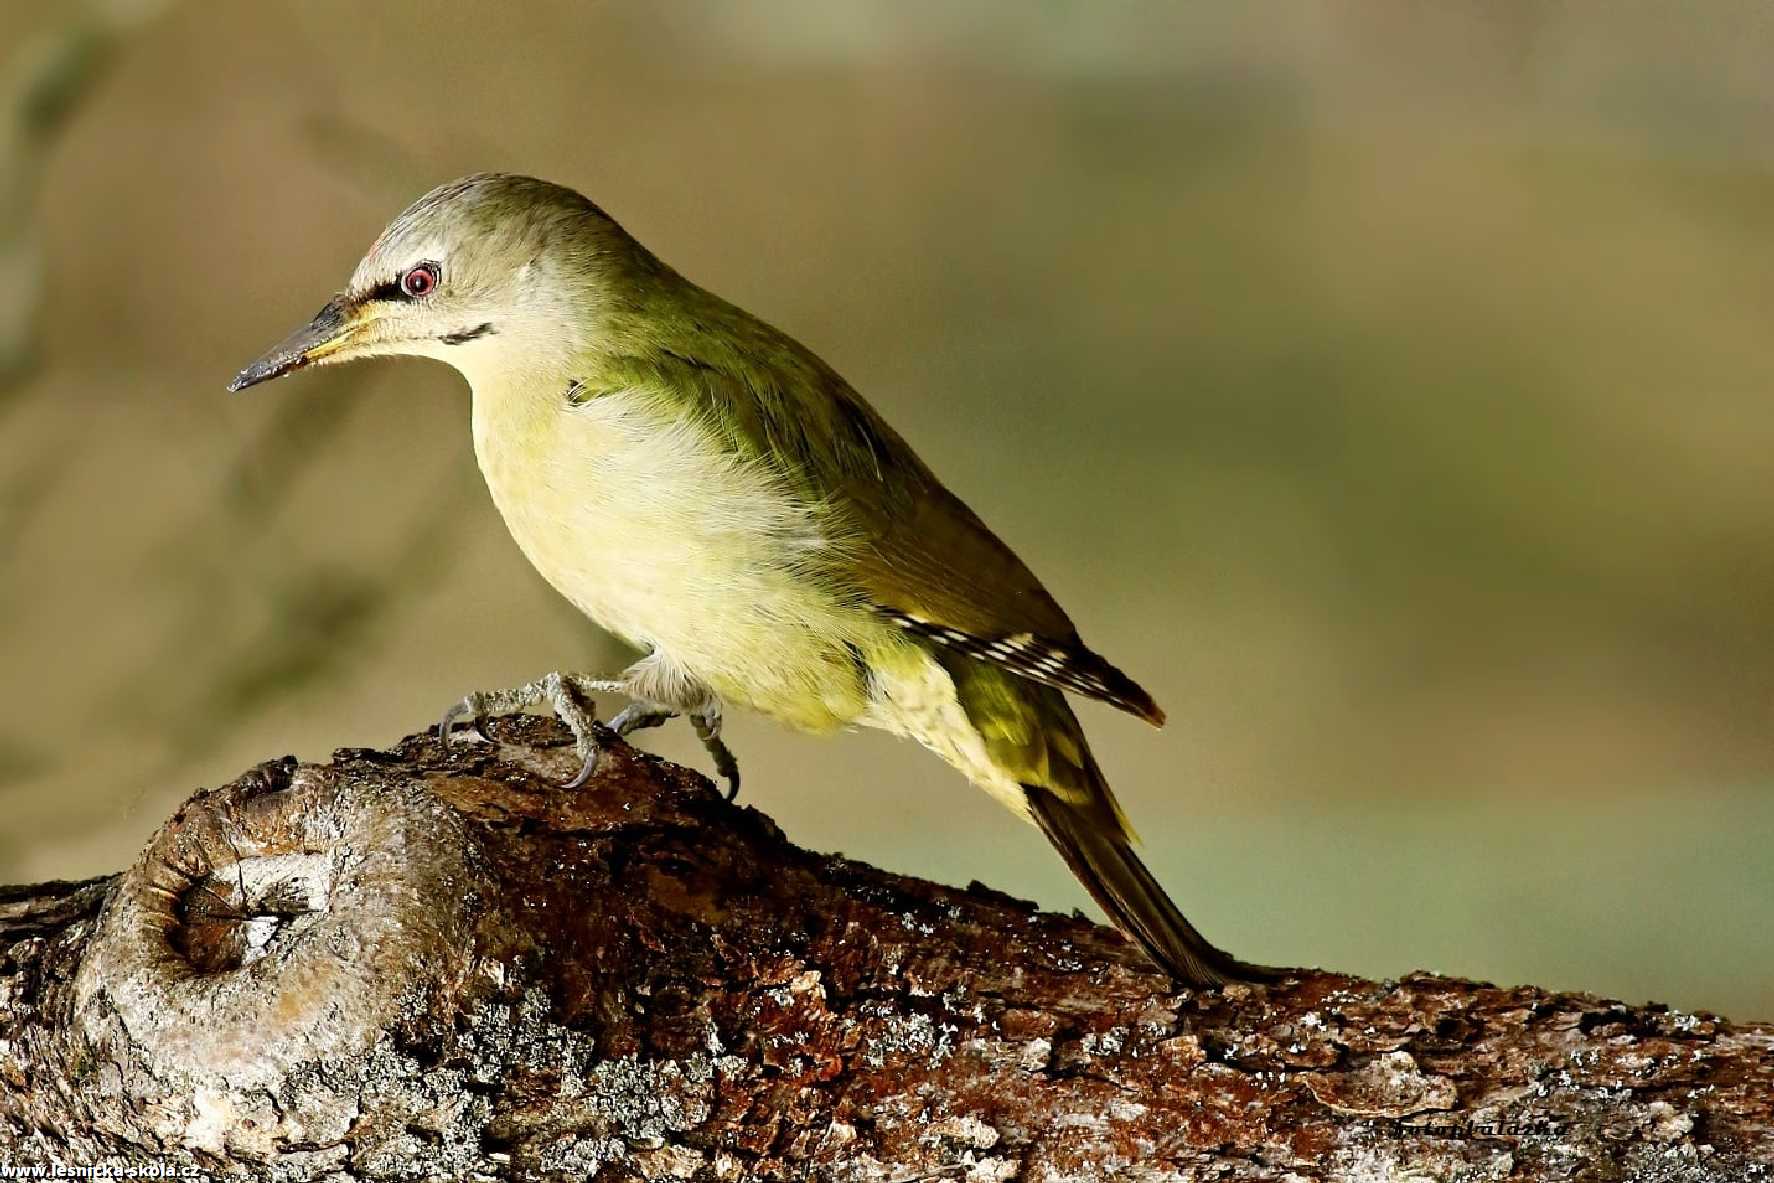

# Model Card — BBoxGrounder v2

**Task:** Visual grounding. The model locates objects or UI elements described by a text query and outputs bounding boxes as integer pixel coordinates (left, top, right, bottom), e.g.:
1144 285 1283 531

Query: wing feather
613 293 1164 725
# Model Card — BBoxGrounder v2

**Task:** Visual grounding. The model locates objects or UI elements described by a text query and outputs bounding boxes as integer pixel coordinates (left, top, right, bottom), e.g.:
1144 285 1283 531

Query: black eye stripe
365 261 442 303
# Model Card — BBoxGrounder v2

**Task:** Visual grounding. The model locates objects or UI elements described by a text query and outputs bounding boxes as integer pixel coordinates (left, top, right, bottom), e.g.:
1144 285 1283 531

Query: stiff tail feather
1025 787 1286 988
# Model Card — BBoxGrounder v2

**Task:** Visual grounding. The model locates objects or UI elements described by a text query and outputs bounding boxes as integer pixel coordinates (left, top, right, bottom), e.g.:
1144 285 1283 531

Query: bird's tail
928 647 1285 987
1024 785 1283 988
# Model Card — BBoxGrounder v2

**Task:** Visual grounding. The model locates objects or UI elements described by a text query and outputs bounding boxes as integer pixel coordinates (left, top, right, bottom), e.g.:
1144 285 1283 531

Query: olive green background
2 2 1770 1018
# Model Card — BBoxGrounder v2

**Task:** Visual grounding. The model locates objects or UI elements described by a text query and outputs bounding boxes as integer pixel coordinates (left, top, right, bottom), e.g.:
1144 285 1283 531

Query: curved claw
436 700 466 743
562 745 601 790
437 700 492 746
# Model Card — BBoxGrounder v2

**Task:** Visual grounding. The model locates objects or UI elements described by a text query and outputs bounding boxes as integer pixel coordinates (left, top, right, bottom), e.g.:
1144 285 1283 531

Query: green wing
608 290 1163 725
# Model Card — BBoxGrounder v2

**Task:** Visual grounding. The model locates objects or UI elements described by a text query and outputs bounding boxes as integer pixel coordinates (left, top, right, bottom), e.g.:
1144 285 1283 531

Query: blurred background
1 0 1770 1017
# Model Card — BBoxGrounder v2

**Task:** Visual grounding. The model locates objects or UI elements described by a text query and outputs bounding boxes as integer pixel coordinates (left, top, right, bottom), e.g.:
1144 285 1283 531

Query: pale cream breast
468 377 880 731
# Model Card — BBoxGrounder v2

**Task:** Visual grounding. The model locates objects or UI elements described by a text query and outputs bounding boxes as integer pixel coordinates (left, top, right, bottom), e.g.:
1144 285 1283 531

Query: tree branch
1 717 1767 1180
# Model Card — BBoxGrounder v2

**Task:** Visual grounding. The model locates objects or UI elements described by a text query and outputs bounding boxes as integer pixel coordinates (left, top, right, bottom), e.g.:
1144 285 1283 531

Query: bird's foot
610 703 674 737
691 701 741 801
436 671 626 788
608 698 741 802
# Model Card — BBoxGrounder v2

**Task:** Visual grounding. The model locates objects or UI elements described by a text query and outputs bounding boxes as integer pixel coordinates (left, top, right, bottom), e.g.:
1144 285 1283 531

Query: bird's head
229 173 646 392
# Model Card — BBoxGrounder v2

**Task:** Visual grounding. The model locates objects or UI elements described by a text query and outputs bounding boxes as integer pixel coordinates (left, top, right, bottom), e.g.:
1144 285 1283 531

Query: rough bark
0 718 1767 1181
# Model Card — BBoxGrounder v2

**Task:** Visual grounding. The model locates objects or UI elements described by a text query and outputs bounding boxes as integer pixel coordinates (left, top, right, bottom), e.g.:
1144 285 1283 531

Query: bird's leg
443 656 742 798
689 699 741 802
436 671 626 788
606 697 741 801
605 653 742 801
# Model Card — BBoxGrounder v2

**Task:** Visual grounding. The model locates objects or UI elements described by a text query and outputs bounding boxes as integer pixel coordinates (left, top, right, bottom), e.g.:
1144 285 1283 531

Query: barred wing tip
885 610 1166 725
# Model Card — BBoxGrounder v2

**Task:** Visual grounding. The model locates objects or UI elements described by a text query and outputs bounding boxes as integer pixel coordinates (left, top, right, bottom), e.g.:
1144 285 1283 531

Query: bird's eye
400 263 439 299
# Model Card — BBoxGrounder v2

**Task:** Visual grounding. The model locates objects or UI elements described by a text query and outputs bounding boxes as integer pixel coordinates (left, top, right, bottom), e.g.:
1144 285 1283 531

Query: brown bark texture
0 716 1767 1181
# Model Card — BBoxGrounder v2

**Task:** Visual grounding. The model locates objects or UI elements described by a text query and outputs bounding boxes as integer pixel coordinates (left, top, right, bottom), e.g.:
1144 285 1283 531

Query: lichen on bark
0 716 1768 1180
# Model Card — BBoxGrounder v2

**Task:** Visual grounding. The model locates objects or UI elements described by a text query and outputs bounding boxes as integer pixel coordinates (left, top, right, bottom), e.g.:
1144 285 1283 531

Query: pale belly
470 387 886 732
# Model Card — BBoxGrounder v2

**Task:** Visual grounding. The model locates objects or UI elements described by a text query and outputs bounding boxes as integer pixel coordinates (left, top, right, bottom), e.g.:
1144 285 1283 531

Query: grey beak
227 297 356 392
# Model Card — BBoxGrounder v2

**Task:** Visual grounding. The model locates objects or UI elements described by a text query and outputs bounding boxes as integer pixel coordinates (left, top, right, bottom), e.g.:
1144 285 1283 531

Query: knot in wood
72 759 495 1094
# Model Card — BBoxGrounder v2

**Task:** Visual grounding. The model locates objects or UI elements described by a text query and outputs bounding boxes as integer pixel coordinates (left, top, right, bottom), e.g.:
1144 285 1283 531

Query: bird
230 173 1280 987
